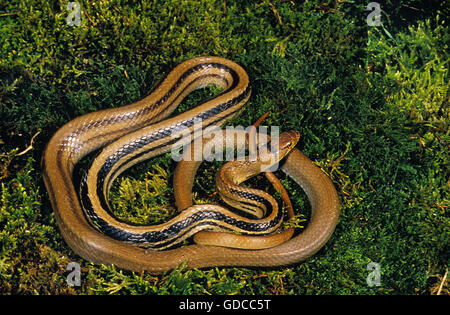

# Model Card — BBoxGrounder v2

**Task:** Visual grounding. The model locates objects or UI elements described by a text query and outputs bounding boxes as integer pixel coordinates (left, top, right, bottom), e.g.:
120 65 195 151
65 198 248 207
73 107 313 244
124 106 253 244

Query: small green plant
0 0 447 295
109 164 176 225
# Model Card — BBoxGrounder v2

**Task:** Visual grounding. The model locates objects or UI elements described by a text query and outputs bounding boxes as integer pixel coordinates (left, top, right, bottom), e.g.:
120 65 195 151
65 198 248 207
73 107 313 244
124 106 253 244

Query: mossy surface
0 0 448 294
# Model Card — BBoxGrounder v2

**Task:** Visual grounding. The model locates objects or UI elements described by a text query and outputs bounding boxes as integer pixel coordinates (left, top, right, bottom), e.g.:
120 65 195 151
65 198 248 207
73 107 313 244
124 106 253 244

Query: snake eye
277 141 290 152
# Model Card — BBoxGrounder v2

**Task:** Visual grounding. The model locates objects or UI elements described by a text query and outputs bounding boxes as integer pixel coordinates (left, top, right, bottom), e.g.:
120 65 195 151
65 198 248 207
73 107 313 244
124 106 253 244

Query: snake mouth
252 130 300 173
263 130 300 160
278 130 301 151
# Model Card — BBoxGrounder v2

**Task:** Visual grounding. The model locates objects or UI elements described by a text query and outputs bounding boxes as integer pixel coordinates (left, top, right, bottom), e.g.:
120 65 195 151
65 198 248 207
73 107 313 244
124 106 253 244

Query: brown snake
42 56 340 273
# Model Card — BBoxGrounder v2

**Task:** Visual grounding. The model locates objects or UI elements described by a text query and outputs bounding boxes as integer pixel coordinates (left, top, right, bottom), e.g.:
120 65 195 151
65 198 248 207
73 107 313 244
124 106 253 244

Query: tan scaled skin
42 56 340 274
177 130 300 250
174 129 340 255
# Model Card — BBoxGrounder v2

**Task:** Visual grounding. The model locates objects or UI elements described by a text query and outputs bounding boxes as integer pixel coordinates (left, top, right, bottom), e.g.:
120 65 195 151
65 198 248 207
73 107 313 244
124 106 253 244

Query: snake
175 128 298 250
80 128 299 250
42 56 340 274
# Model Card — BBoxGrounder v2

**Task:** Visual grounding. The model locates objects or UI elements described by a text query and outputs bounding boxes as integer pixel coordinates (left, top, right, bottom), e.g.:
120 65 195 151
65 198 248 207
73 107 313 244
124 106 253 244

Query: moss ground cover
0 0 448 294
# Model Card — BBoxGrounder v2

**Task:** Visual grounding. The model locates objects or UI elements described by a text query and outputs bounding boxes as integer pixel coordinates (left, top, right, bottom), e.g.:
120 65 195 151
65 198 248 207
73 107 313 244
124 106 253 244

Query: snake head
276 130 300 160
265 130 300 162
256 130 300 172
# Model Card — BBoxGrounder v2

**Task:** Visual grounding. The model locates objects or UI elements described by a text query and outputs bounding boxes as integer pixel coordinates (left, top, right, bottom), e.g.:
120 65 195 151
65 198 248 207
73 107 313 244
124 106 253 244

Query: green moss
0 0 448 295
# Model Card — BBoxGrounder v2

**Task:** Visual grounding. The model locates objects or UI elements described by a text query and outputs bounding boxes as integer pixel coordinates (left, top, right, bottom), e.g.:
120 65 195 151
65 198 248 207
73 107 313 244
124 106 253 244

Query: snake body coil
42 56 340 273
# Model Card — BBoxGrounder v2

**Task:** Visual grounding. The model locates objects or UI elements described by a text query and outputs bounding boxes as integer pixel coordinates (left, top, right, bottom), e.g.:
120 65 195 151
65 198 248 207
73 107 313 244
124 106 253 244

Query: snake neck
215 161 278 219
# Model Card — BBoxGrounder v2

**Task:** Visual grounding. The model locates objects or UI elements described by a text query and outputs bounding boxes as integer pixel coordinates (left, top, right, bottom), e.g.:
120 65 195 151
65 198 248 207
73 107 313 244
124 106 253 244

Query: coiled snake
42 56 340 273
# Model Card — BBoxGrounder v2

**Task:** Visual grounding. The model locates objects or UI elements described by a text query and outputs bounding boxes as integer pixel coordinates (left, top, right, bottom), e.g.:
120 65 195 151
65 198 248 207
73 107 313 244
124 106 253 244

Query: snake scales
42 56 340 273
